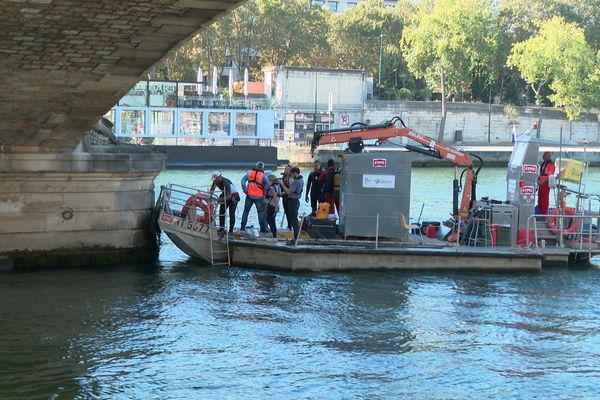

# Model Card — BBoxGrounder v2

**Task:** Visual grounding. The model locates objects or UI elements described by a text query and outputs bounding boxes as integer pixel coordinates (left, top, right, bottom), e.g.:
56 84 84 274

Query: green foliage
401 0 498 96
328 0 417 95
507 17 599 119
253 0 330 68
500 0 600 51
503 104 520 121
149 0 599 117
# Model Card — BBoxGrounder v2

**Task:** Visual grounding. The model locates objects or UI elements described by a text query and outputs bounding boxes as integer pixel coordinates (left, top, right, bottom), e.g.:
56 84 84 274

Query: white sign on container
362 174 395 189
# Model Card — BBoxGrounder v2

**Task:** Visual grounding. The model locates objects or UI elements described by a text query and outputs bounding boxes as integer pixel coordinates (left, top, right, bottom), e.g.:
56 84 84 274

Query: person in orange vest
538 151 555 216
240 161 270 233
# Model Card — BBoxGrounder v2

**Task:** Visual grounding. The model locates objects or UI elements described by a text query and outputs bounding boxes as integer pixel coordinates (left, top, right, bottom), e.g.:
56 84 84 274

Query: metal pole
375 213 380 249
313 72 318 135
378 32 383 97
417 203 425 224
557 126 563 211
589 216 592 260
295 213 306 247
487 84 492 143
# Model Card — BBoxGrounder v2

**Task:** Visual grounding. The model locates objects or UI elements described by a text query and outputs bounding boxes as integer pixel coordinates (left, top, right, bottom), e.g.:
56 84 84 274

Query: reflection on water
1 168 600 398
2 266 600 399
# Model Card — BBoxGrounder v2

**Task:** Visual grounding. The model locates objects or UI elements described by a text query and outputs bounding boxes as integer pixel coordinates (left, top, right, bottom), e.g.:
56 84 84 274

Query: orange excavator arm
311 117 481 221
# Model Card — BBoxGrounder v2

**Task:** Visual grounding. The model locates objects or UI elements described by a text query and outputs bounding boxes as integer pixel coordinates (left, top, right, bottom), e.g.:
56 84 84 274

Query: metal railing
526 213 598 258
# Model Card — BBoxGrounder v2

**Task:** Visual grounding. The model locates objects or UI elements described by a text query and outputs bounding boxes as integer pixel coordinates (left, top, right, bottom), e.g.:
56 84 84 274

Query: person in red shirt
318 159 340 215
538 151 555 216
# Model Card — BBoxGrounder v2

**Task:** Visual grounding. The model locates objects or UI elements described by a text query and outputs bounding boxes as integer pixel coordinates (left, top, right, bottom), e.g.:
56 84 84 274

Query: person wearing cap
265 172 281 238
240 161 270 233
279 167 304 239
209 171 240 234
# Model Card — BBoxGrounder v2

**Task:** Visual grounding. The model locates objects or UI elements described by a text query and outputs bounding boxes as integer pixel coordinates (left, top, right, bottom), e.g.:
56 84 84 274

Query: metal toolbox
307 217 337 239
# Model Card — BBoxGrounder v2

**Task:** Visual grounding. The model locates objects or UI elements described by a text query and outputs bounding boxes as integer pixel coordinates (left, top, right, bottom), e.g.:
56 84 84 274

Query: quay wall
364 101 600 144
153 145 278 168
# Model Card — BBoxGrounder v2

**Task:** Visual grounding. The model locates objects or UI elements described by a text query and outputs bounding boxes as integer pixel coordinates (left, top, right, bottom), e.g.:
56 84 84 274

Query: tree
150 22 229 81
496 0 600 106
507 16 598 135
401 0 498 140
253 0 330 68
328 0 416 98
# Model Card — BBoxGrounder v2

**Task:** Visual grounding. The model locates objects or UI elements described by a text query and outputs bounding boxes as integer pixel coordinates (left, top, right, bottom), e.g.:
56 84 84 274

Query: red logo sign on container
521 186 535 195
373 159 387 168
523 164 538 174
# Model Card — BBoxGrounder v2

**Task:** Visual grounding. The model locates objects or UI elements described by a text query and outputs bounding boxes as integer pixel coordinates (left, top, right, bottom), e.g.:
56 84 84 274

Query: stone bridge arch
0 0 242 151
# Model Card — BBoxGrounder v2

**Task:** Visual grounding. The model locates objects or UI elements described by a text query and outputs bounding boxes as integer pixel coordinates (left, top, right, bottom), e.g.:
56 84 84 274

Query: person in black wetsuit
305 160 323 216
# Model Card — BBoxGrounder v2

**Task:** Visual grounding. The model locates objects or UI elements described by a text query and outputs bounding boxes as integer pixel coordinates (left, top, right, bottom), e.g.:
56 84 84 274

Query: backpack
324 167 341 194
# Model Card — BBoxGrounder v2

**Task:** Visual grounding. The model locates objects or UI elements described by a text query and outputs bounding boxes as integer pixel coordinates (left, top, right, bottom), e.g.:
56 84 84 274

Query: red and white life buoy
547 207 579 237
181 193 215 224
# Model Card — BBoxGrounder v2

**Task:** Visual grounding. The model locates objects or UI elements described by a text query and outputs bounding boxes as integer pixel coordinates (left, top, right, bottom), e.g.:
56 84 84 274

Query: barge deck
228 237 543 272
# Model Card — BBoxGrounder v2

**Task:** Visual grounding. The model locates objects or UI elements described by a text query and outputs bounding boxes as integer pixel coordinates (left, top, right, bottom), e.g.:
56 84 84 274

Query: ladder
208 194 231 267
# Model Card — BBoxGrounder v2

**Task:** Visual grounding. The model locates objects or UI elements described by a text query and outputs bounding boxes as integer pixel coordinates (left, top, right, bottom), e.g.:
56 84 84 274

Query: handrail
160 184 229 222
526 213 598 259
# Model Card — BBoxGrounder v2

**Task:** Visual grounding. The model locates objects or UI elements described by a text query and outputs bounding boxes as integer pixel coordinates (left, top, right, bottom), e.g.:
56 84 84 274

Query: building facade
312 0 397 13
107 79 275 146
264 66 371 140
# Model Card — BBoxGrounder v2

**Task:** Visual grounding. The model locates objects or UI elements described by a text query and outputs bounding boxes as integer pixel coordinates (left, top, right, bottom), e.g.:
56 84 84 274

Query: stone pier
0 147 165 268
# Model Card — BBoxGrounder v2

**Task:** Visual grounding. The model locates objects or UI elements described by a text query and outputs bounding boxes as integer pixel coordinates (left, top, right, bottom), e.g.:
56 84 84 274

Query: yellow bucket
315 203 331 219
558 159 585 183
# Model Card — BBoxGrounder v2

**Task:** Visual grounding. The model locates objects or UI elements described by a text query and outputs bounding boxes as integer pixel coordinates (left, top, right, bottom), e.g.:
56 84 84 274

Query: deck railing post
295 213 306 247
375 213 380 249
559 215 564 248
528 216 535 248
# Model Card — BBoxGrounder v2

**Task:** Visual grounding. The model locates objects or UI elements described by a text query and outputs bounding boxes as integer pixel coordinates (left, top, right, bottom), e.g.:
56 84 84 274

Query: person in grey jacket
279 167 304 239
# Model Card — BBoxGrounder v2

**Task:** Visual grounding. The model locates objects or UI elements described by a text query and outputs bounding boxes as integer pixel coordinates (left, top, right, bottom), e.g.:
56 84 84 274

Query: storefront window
208 112 230 135
148 81 177 107
151 111 174 135
119 82 147 107
235 113 257 136
177 82 203 107
180 111 202 135
120 110 145 135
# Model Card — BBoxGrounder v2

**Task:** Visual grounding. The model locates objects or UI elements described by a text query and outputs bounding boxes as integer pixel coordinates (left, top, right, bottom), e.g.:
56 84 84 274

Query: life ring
181 193 215 224
547 207 579 236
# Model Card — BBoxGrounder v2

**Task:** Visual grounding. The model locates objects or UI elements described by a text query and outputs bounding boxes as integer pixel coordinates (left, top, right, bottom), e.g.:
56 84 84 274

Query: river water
2 167 600 399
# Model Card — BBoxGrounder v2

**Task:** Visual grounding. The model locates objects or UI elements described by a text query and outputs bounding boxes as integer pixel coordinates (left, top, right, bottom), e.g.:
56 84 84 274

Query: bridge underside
0 0 241 151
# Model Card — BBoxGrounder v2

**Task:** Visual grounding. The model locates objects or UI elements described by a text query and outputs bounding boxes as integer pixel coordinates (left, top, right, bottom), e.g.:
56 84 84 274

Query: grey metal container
339 151 412 239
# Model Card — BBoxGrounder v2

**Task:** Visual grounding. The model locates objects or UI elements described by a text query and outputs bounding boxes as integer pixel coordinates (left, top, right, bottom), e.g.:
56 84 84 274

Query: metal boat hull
158 212 227 263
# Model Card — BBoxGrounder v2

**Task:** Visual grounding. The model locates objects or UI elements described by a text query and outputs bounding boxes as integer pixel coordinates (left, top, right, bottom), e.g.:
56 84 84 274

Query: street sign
340 114 350 127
